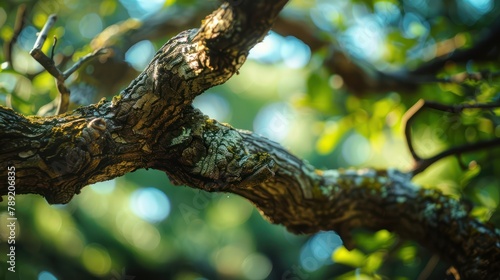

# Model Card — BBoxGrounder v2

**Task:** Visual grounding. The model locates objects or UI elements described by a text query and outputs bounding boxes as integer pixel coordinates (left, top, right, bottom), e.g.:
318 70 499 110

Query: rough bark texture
1 1 499 279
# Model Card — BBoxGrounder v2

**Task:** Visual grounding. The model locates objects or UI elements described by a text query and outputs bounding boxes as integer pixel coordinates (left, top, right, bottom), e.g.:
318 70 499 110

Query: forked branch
1 1 499 279
30 14 107 114
402 99 500 175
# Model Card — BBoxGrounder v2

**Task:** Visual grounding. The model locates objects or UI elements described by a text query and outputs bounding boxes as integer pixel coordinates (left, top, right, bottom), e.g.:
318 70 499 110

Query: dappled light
249 31 311 68
300 231 343 272
129 187 171 223
78 13 103 39
120 0 164 19
1 0 500 279
341 132 372 166
125 40 155 71
38 271 58 280
192 92 231 122
81 243 112 276
253 102 295 143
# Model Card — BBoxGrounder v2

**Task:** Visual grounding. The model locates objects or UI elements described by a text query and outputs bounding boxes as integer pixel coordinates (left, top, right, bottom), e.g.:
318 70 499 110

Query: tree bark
0 1 499 278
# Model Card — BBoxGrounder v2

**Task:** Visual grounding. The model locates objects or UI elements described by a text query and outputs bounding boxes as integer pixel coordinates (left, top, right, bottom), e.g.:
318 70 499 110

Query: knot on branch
178 122 276 191
81 117 108 154
161 114 276 192
43 117 110 204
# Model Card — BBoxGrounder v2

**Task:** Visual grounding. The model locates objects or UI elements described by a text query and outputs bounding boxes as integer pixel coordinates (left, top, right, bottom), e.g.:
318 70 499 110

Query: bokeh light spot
248 31 282 63
242 253 272 280
300 231 343 272
342 132 371 165
281 36 311 68
253 102 295 143
120 0 164 19
90 179 116 194
79 13 102 39
464 0 493 14
207 196 253 229
193 93 231 122
35 202 62 237
38 271 58 280
213 245 247 277
125 40 156 71
131 221 161 250
130 187 171 223
18 26 38 51
401 13 428 39
342 18 385 62
81 244 111 276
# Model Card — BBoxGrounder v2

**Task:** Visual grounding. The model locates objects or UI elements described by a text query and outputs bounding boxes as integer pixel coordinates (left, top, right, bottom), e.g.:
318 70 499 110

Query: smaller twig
55 80 70 114
437 70 500 84
403 99 500 176
417 254 440 280
401 99 425 162
421 100 500 113
4 4 28 69
33 15 57 50
456 154 469 171
27 54 72 80
30 14 63 80
51 36 57 61
63 48 108 79
30 14 108 115
410 70 500 85
412 138 500 176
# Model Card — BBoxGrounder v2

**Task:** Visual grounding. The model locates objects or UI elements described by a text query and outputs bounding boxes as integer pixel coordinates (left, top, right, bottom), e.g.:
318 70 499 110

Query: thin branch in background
436 70 500 84
402 99 500 176
3 4 27 69
418 100 500 113
63 48 108 79
401 99 425 162
51 36 57 60
30 15 62 79
412 138 500 176
29 14 108 115
410 70 500 85
410 17 500 76
417 254 440 280
447 266 461 280
456 154 469 171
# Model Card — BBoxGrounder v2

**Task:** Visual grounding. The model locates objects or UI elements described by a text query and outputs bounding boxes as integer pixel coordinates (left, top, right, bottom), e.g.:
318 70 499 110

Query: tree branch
30 15 107 114
410 17 500 76
402 99 500 175
3 4 27 69
1 1 499 278
154 107 500 279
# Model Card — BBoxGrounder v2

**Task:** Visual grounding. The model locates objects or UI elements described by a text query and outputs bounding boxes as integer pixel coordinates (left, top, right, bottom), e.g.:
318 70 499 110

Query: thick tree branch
154 107 500 279
1 1 499 279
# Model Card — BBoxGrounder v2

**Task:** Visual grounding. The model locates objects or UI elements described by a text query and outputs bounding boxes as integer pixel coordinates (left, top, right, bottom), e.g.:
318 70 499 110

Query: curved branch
1 0 289 201
402 99 500 175
410 17 500 76
1 2 499 279
412 137 500 176
30 15 108 114
154 107 500 279
3 4 27 69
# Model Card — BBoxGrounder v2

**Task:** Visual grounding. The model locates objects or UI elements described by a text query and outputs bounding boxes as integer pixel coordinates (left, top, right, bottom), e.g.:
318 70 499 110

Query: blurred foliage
1 0 500 279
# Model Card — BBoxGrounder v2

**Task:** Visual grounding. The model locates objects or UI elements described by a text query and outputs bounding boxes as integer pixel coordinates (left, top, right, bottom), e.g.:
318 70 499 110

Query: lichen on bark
1 0 499 278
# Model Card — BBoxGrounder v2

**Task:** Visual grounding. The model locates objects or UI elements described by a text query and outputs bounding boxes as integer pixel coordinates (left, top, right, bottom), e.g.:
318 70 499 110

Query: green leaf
333 246 366 267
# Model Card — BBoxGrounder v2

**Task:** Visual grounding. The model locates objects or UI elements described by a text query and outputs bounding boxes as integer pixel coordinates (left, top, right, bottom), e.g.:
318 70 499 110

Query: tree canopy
1 0 500 279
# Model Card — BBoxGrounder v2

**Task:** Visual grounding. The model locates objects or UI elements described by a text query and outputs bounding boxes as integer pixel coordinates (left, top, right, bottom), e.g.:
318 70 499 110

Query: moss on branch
0 1 499 278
